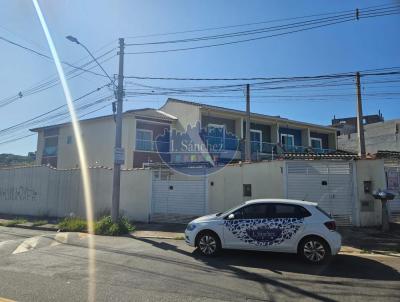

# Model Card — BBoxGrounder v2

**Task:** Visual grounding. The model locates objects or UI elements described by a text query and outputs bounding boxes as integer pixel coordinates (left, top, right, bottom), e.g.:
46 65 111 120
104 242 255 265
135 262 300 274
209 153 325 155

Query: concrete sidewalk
131 222 185 239
339 226 400 255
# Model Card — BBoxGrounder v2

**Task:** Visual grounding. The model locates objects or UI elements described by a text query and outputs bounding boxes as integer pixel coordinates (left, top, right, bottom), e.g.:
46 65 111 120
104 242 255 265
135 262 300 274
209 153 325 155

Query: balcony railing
203 135 239 151
135 137 335 159
136 139 170 152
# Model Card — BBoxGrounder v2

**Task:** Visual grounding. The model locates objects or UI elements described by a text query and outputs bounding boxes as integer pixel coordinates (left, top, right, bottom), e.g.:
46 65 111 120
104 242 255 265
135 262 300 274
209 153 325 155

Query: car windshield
217 203 245 217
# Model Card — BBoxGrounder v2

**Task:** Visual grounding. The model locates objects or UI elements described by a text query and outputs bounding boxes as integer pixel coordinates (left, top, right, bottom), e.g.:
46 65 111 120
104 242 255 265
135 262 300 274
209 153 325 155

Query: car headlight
186 223 197 231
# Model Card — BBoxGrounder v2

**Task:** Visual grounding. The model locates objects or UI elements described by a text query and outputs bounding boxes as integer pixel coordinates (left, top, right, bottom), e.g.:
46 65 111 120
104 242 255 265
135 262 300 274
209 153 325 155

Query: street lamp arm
66 36 116 88
80 43 115 85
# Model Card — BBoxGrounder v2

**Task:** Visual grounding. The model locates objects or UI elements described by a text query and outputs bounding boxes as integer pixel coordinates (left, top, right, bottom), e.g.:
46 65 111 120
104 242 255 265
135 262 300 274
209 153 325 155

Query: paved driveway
0 226 399 302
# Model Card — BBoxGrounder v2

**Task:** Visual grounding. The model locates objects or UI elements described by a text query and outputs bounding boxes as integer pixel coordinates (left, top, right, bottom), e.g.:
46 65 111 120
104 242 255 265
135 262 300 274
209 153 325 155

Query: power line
0 94 113 144
124 6 399 55
0 85 110 137
126 12 354 46
124 67 400 81
0 100 112 146
127 5 400 47
125 3 397 40
0 134 36 146
0 36 114 78
0 50 116 108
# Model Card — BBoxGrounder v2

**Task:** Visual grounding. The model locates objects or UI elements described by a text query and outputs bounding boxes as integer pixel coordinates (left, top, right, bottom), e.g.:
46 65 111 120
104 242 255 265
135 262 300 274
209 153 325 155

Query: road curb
131 233 185 240
0 224 58 232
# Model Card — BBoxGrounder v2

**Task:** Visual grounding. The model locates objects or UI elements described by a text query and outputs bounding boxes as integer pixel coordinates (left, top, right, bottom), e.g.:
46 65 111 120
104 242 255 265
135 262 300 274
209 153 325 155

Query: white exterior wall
0 160 387 226
207 161 286 213
354 159 387 226
160 100 201 132
0 166 151 222
35 115 136 169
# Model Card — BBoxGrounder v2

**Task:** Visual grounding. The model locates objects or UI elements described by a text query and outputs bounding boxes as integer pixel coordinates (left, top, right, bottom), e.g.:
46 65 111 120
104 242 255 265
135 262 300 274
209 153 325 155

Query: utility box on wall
363 181 372 194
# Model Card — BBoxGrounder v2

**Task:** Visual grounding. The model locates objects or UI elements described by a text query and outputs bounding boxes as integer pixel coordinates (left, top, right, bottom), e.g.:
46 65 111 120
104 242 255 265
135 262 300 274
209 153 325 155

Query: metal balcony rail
135 137 335 157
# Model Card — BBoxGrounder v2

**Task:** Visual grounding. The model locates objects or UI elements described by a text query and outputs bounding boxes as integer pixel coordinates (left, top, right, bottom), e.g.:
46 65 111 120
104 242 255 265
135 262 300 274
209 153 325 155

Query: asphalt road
0 226 399 302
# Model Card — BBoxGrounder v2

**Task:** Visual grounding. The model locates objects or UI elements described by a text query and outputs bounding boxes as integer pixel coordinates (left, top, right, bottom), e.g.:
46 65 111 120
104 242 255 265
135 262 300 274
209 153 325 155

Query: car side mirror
227 213 235 220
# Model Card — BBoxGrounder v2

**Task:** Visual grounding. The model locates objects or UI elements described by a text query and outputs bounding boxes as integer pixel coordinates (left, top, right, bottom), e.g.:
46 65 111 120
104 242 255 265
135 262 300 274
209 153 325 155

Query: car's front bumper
185 229 196 247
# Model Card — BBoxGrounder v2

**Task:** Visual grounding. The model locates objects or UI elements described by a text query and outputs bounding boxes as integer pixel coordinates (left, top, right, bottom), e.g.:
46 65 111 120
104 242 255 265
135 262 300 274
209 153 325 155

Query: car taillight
324 221 336 231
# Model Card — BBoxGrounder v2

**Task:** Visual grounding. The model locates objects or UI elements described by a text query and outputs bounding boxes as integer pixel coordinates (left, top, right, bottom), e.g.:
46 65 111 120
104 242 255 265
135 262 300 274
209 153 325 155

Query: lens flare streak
32 1 96 301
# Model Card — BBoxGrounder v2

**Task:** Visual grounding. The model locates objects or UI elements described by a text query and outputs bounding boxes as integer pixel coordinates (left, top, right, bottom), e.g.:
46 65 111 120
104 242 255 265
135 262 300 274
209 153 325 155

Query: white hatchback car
185 199 341 264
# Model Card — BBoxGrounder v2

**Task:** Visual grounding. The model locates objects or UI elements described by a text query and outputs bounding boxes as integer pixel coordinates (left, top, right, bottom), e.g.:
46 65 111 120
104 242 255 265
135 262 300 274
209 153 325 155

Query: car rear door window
242 204 269 219
271 204 311 218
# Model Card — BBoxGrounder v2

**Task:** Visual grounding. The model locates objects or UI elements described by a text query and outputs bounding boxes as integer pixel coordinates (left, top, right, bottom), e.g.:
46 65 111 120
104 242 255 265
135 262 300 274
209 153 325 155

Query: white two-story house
31 98 337 169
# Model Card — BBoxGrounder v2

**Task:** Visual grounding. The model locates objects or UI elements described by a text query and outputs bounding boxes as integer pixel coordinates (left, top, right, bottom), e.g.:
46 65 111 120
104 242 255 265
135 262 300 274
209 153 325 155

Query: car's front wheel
299 236 331 264
196 231 221 256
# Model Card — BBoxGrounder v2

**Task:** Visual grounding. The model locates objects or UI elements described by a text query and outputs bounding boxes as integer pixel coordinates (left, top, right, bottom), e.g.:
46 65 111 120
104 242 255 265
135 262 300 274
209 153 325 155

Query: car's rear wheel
196 231 221 256
299 236 331 264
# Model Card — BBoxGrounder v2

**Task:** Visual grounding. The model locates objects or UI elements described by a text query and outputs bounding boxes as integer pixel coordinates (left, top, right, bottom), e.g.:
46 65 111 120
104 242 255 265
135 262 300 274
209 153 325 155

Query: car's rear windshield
316 206 332 218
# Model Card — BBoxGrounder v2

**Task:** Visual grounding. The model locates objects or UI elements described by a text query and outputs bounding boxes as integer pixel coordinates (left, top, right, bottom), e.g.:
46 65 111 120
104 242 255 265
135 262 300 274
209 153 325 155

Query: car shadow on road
136 237 400 282
194 249 400 281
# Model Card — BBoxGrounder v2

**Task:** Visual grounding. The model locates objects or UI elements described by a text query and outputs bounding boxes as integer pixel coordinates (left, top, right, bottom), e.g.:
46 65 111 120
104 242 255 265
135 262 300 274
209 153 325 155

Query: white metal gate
286 161 354 226
151 173 207 223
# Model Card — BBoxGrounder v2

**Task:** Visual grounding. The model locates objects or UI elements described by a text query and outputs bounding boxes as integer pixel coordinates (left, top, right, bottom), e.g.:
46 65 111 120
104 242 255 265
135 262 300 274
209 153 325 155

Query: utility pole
111 38 125 222
245 84 251 161
356 72 366 158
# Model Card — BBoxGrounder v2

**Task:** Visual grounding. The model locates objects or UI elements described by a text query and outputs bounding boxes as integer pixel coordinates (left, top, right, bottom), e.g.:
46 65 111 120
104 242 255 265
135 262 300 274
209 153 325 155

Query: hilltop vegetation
0 153 35 167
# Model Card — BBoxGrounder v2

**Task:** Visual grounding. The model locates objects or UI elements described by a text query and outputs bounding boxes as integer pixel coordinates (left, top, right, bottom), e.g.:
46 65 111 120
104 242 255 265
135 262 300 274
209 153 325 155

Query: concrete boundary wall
0 166 151 222
0 159 388 227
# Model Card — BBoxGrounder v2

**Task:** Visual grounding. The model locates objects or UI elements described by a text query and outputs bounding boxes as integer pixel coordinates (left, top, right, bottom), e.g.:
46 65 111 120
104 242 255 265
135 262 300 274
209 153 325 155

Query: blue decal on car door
224 217 303 246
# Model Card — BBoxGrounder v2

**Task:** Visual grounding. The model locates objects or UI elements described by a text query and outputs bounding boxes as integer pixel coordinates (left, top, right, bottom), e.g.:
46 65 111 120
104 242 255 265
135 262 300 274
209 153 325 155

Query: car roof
244 199 318 207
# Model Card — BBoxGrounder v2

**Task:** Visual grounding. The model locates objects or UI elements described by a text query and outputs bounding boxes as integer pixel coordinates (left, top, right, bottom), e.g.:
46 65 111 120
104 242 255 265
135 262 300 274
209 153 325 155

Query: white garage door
286 161 354 226
151 179 207 223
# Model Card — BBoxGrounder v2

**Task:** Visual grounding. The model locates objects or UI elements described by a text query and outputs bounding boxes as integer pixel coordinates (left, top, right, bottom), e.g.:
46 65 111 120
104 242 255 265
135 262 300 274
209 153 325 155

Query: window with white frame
136 129 153 151
280 133 294 147
250 129 262 152
311 137 323 149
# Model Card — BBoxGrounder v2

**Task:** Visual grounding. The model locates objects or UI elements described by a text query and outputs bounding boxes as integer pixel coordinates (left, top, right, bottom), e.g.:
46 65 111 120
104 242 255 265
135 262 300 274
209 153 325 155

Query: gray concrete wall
338 120 400 154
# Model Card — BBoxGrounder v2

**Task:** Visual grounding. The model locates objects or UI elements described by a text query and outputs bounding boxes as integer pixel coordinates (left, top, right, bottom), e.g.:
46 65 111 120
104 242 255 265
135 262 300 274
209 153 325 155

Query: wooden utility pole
356 72 366 157
245 84 251 161
111 38 125 222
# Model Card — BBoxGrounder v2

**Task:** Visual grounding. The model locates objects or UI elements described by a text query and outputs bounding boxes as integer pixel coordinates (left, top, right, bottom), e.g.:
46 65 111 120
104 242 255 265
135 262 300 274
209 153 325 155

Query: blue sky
0 0 399 155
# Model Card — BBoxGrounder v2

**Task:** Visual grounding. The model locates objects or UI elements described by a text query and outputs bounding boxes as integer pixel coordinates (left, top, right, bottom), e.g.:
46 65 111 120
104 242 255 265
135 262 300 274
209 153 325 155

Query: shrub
95 216 135 236
58 217 87 232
